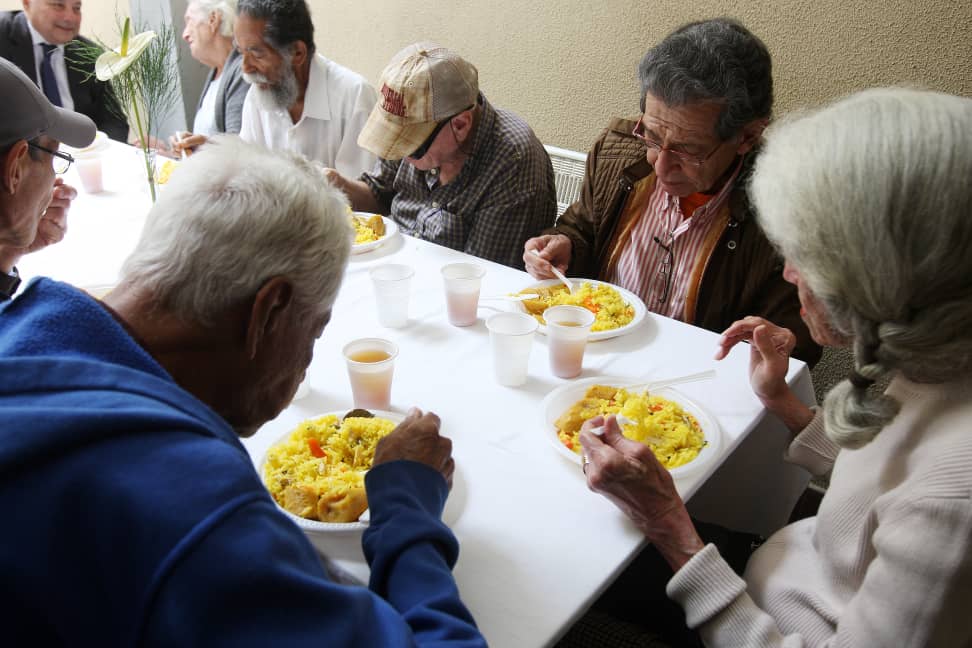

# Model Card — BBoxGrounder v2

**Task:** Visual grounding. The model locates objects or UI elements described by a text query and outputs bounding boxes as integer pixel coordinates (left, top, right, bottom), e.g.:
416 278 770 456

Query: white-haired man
326 43 556 270
235 0 377 178
0 138 485 646
0 57 93 300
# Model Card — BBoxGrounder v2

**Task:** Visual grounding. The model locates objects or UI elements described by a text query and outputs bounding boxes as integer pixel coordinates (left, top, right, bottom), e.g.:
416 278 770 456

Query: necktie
40 43 63 107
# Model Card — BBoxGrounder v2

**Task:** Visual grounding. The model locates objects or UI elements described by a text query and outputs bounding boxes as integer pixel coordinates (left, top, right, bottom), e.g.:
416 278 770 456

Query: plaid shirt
360 94 556 269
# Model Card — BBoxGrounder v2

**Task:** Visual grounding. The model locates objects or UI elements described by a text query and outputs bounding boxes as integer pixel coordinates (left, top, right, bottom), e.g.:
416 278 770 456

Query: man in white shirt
0 1 128 142
235 0 377 178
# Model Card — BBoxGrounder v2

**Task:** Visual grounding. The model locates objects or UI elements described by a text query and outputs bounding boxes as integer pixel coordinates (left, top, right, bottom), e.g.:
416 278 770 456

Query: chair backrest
544 144 587 218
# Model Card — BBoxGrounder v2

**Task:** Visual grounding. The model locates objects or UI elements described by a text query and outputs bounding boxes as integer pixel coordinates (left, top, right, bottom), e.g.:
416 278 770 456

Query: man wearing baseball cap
0 57 95 300
325 43 556 270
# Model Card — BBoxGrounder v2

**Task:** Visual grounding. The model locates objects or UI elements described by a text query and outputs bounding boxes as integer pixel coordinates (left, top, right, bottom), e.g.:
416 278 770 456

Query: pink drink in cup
543 305 596 379
441 262 485 327
342 338 398 410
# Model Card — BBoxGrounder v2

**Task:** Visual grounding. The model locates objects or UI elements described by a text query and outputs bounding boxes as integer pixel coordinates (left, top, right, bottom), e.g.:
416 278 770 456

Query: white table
19 143 814 648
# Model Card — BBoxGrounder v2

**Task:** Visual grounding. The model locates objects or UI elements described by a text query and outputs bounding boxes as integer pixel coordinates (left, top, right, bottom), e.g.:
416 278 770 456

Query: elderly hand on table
0 178 75 271
715 316 815 434
580 415 704 571
373 407 455 488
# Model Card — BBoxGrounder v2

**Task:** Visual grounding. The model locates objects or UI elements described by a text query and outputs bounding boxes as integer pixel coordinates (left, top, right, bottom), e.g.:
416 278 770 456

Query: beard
243 57 299 112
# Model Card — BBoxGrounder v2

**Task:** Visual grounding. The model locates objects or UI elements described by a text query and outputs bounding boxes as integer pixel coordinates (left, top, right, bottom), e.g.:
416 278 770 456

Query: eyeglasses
409 118 451 160
409 105 474 160
28 141 74 175
652 234 675 305
631 118 727 168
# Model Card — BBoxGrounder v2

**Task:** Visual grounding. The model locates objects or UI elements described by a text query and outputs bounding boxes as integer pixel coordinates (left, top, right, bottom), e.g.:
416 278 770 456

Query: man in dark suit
0 3 128 142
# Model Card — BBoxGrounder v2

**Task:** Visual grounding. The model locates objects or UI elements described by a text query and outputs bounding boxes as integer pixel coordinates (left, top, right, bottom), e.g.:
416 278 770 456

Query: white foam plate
516 278 647 341
351 214 399 255
260 409 404 534
540 376 721 479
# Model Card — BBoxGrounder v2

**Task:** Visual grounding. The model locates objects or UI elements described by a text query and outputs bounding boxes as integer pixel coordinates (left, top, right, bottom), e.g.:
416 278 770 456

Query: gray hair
237 0 315 57
638 18 772 140
189 0 238 38
750 87 972 448
121 137 351 326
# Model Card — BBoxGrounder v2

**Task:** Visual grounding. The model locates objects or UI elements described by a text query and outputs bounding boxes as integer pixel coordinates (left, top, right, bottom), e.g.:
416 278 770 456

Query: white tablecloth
18 143 814 647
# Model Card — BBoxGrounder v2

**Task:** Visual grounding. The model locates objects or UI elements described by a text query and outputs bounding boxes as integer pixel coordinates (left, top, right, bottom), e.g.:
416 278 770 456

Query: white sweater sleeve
668 492 972 646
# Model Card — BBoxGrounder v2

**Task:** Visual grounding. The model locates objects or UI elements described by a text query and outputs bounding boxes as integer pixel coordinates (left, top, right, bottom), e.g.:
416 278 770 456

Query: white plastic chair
544 144 587 218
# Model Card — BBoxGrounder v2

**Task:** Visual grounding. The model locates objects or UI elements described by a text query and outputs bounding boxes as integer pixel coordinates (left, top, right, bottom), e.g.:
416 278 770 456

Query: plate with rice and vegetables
350 212 398 254
540 377 721 479
513 279 647 341
260 409 403 533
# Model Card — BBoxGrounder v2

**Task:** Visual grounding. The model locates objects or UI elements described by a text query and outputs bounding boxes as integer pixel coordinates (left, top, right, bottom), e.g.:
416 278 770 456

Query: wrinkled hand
715 316 795 404
28 178 73 253
373 408 455 488
0 179 74 271
580 415 684 529
169 132 207 157
580 416 704 569
523 234 572 279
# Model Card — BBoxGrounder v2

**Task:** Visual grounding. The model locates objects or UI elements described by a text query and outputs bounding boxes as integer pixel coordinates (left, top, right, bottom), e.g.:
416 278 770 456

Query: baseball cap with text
0 58 96 148
357 43 478 161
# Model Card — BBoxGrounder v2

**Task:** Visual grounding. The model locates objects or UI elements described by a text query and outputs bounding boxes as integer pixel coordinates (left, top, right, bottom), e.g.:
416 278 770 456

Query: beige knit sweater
668 376 972 646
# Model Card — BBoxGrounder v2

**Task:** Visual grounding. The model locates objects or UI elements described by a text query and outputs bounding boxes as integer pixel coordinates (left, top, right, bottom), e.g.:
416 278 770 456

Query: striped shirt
608 162 742 320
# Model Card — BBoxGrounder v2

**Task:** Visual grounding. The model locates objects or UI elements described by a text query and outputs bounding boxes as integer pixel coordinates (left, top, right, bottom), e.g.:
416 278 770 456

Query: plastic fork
529 249 575 293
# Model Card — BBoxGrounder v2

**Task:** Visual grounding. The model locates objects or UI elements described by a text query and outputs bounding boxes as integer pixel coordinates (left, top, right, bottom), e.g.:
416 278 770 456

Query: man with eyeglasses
523 18 819 364
325 43 556 270
0 57 94 301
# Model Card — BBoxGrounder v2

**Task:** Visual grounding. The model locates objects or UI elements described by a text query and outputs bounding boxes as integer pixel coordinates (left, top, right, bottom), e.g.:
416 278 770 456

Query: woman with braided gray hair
573 87 972 647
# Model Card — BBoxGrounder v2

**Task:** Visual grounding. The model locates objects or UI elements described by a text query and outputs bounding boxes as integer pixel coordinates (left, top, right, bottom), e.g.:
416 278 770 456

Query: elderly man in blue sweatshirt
0 137 485 647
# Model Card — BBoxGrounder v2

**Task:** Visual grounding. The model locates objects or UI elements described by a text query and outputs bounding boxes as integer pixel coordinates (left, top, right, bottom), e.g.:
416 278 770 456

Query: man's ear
736 118 768 155
451 108 475 141
291 40 308 69
1 141 28 195
245 276 294 360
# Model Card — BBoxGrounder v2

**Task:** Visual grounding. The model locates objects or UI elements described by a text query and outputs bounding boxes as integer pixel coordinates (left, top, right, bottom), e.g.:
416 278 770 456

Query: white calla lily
95 31 156 81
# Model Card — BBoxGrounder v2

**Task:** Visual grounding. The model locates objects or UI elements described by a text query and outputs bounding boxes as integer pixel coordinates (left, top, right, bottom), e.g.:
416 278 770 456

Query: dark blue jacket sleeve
137 465 484 647
364 461 485 647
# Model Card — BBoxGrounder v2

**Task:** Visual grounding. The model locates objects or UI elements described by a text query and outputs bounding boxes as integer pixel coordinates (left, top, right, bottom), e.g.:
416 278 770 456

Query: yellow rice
555 386 705 469
351 214 384 244
517 282 635 332
262 414 397 522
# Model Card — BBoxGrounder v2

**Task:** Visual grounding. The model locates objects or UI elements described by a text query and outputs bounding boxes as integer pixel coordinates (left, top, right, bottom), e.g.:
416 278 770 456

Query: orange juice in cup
543 305 596 379
342 338 398 409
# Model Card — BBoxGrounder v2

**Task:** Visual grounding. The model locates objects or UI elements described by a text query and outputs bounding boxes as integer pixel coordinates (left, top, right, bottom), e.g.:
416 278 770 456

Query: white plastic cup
369 263 414 328
342 338 398 410
543 305 596 379
441 262 485 327
75 152 104 193
486 312 538 386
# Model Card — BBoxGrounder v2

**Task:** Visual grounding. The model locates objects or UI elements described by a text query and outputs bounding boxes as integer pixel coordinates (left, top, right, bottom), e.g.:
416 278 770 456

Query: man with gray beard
236 0 377 178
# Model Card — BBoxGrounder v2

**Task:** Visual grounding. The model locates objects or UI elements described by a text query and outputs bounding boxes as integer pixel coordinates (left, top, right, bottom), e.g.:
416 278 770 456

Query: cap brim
357 102 438 161
45 104 98 149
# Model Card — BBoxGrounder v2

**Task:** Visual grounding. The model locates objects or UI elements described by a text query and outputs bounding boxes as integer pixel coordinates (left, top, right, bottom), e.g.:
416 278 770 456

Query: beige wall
0 1 129 43
309 0 972 152
5 1 969 151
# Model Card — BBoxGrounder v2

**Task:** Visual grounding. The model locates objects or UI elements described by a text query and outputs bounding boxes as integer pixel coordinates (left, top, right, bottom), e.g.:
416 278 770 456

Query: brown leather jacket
546 117 820 365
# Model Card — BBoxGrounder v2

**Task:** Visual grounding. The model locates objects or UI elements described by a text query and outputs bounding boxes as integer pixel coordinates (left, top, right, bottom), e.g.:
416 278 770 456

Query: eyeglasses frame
409 105 475 160
651 233 675 305
631 117 732 169
28 141 74 175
